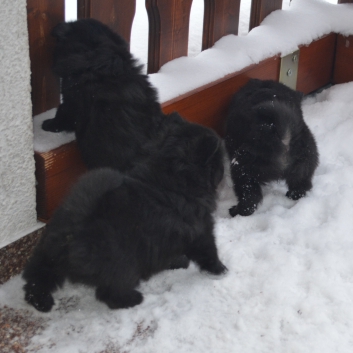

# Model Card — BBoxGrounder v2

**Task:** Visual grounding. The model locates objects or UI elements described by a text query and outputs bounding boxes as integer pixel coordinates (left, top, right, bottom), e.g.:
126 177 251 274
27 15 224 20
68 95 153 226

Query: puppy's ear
51 22 72 40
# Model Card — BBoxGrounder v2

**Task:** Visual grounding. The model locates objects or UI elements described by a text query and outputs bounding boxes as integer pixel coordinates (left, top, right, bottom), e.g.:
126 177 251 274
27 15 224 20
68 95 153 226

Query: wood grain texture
77 0 136 45
146 0 193 73
249 0 282 31
333 35 353 84
27 0 64 115
162 56 280 135
296 33 336 94
35 142 86 221
202 0 241 50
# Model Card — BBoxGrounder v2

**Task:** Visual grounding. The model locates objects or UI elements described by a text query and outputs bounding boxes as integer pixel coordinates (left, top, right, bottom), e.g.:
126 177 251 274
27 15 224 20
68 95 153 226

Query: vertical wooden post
27 0 64 116
202 0 241 51
249 0 282 31
146 0 193 74
77 0 136 45
333 35 353 85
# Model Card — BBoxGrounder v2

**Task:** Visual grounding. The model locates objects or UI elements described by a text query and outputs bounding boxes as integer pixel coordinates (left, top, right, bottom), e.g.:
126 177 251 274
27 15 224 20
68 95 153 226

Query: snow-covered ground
2 0 353 352
2 81 353 352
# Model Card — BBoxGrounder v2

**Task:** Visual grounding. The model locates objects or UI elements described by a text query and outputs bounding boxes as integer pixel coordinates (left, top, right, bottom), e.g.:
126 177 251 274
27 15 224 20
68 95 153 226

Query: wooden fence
27 0 289 116
26 0 353 221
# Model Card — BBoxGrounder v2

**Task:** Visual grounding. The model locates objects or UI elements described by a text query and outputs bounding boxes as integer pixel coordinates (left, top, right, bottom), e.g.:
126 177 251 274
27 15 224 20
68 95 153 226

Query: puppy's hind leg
230 174 263 217
285 174 313 200
285 156 317 200
285 130 318 200
22 245 65 312
169 255 190 270
95 286 143 309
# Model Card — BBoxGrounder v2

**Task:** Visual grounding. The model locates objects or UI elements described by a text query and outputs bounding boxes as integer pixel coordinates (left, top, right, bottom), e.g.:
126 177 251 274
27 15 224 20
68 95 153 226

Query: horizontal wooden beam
162 56 279 135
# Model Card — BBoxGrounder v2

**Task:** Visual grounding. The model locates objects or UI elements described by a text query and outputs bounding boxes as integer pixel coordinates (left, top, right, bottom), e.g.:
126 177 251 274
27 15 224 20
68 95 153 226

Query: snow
33 0 349 153
33 108 75 153
149 0 352 103
2 81 353 352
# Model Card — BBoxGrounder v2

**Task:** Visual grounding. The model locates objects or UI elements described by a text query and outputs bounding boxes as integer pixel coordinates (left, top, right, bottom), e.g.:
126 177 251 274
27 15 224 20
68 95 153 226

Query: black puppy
23 115 227 312
42 18 163 171
225 79 319 217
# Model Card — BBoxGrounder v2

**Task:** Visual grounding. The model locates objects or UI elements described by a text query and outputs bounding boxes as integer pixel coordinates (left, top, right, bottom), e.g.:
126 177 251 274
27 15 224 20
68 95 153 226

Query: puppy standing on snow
225 79 319 217
23 115 227 312
42 18 163 171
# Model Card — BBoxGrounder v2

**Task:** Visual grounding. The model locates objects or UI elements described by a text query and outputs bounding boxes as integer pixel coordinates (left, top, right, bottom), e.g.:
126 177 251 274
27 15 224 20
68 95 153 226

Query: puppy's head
157 114 224 193
51 19 135 77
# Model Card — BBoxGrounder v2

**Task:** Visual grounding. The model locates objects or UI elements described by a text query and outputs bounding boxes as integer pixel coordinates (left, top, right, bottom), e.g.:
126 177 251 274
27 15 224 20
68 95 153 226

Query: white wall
0 0 41 249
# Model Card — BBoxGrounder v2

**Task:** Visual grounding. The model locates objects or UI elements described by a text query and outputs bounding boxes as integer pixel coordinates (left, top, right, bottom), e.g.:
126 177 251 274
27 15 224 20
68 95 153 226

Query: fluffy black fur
23 115 227 312
42 18 163 171
225 79 319 217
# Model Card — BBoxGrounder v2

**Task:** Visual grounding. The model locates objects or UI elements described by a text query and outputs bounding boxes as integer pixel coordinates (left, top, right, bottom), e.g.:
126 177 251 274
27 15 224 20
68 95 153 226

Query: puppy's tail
252 100 299 137
61 168 125 224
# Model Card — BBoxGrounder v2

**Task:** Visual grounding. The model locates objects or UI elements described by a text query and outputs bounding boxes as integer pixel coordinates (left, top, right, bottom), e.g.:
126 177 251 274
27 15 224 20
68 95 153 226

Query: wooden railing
27 0 287 116
26 0 353 221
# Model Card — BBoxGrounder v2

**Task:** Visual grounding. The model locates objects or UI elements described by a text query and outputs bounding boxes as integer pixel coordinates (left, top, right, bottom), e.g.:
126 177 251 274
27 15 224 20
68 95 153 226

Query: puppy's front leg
42 102 76 132
187 226 227 275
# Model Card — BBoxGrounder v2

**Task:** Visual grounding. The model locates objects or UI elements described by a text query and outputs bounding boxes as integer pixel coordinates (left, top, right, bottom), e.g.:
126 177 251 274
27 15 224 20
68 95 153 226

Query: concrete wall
0 0 41 249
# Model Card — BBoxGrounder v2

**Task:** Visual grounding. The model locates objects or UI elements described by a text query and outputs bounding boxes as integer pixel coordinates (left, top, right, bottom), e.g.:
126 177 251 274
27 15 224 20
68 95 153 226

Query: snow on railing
27 0 284 116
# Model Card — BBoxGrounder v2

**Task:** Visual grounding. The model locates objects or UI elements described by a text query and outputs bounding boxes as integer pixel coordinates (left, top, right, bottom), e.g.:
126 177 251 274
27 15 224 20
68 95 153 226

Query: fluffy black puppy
225 79 319 217
42 18 163 171
23 114 227 312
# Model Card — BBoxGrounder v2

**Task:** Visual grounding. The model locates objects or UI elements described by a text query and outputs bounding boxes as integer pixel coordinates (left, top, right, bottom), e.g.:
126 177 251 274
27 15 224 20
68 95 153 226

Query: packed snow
149 0 353 103
2 81 353 352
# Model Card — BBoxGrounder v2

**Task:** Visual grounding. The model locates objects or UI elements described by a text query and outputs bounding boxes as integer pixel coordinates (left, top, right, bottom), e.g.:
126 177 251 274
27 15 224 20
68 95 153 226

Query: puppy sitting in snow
225 79 319 217
23 114 227 312
42 18 163 171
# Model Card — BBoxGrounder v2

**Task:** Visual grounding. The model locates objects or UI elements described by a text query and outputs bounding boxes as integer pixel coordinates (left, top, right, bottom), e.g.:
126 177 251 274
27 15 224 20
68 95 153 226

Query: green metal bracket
279 50 300 90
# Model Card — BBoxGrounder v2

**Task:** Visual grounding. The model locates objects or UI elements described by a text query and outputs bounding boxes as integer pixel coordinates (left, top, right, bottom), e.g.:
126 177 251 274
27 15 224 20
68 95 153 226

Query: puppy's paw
229 205 239 217
42 118 63 132
204 260 228 276
229 204 256 217
286 189 306 200
24 283 54 312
